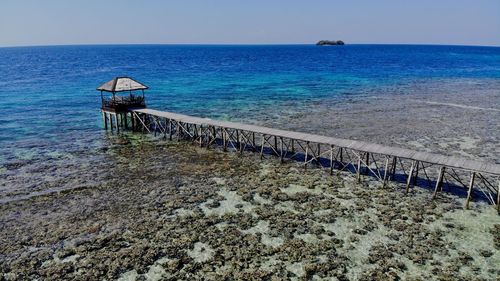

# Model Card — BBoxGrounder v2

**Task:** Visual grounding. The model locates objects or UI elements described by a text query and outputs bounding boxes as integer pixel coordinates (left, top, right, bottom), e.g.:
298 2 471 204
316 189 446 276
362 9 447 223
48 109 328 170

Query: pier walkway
102 107 500 211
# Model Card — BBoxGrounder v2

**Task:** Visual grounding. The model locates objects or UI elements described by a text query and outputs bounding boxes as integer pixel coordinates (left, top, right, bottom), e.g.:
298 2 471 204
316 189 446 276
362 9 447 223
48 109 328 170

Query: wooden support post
153 117 157 137
211 126 216 148
177 122 181 141
140 114 144 132
223 129 227 151
304 142 309 169
317 143 321 165
140 114 145 133
364 152 370 175
110 113 114 131
274 136 278 157
432 167 446 199
405 161 416 194
241 131 246 153
339 148 343 164
291 139 295 154
198 125 203 147
357 154 362 183
141 114 145 132
131 113 135 131
383 157 390 187
390 156 397 180
329 146 334 175
236 130 241 151
135 114 138 131
163 118 167 139
116 114 120 133
168 120 173 140
102 111 108 130
465 172 475 209
412 161 419 186
279 137 284 163
252 132 256 150
496 179 500 213
260 135 265 159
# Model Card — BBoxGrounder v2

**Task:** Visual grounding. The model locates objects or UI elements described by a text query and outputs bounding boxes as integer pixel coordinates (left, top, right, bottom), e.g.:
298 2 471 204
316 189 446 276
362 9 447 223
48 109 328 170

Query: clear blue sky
1 0 499 47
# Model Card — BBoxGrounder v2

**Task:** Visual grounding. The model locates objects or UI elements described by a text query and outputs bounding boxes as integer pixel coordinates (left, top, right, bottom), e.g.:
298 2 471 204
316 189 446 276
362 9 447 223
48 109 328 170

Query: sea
1 44 500 280
0 44 499 196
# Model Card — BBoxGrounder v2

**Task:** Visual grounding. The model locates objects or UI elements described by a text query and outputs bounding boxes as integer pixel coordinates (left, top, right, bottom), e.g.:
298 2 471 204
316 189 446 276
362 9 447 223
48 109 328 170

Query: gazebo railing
101 95 145 110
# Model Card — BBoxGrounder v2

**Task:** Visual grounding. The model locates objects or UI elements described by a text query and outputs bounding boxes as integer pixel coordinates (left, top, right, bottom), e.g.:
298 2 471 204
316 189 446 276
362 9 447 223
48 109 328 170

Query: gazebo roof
97 77 148 93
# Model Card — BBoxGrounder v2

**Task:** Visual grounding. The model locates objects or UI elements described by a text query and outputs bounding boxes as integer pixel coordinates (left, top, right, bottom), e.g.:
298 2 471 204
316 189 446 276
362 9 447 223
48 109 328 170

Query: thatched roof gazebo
97 77 149 112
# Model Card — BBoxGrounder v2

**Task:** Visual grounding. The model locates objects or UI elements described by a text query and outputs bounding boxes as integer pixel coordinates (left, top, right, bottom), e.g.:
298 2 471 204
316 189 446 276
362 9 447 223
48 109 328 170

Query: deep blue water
0 44 499 164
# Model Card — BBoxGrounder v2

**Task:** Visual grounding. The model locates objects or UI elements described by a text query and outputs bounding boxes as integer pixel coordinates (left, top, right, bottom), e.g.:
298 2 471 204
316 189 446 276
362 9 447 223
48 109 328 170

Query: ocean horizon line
1 42 500 49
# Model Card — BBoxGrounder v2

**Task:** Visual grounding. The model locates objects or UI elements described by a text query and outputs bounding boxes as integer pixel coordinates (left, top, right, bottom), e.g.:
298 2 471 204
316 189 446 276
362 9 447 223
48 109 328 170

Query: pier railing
101 107 500 212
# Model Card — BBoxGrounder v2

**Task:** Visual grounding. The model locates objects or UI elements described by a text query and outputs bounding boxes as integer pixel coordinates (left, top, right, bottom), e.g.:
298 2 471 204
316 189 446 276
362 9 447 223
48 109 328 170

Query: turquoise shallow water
0 44 499 164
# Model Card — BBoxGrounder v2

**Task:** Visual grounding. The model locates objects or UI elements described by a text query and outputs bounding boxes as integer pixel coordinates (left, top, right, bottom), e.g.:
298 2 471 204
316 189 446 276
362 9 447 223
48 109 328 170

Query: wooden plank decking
133 108 500 176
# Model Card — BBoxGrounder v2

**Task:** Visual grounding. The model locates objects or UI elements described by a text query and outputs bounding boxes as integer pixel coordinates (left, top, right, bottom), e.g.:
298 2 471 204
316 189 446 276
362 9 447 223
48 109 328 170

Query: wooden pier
100 107 500 212
96 77 500 212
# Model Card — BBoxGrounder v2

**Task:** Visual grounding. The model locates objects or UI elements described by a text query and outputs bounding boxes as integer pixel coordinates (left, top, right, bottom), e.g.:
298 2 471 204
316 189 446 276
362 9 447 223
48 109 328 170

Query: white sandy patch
146 257 172 281
253 193 272 205
241 220 270 235
41 253 80 267
259 163 272 177
294 233 321 244
241 220 284 247
262 235 285 247
118 257 172 281
337 197 357 208
211 177 226 185
215 221 229 231
187 242 215 263
313 209 334 216
280 184 320 195
261 256 281 271
162 207 196 219
200 188 253 216
286 261 306 278
275 201 300 214
174 208 196 217
59 254 80 263
117 270 139 281
144 264 167 281
215 263 232 275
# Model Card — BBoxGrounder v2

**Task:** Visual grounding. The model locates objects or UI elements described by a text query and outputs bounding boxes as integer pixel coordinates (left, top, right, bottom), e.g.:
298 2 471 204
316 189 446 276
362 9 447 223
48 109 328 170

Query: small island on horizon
316 40 345 46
